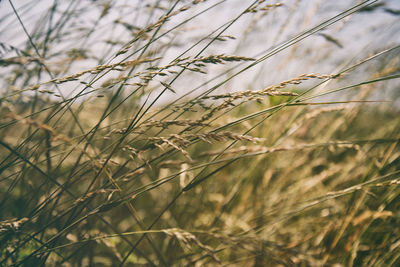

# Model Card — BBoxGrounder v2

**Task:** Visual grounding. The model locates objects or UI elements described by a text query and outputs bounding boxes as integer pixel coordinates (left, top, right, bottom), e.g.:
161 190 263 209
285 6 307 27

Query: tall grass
1 0 400 266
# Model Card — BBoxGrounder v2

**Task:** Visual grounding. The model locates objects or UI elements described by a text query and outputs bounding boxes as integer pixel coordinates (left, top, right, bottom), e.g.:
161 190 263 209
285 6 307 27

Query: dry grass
0 0 400 266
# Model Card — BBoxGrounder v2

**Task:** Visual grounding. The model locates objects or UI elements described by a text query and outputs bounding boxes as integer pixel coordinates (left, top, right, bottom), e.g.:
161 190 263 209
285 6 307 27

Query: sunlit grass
0 0 399 266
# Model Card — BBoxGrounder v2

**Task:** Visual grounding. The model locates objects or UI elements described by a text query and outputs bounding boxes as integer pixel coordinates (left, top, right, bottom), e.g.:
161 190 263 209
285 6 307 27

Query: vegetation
0 0 399 266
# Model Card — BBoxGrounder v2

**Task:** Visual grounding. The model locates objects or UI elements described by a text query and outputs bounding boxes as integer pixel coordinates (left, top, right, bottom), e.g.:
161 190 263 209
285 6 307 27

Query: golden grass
0 0 399 266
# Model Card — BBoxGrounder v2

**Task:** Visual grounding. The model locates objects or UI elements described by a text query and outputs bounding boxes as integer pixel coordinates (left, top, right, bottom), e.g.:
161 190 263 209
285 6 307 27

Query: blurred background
1 0 399 105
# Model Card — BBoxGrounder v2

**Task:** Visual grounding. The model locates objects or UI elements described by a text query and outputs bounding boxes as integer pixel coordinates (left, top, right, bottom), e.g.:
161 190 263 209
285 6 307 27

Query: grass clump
0 0 400 266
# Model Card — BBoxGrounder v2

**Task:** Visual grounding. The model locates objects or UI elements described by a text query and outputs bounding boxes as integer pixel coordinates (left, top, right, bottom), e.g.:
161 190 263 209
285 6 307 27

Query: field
1 0 400 266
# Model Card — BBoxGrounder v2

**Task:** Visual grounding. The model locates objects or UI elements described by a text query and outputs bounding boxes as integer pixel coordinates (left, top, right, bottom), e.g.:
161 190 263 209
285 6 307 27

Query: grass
0 0 400 266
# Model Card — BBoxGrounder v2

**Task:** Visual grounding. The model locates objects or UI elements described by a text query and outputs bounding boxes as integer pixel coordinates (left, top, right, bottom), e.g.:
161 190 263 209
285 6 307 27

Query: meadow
0 0 399 266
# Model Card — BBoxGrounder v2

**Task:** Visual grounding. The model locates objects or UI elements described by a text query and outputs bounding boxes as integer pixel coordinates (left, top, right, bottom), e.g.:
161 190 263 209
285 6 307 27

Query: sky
1 0 399 104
